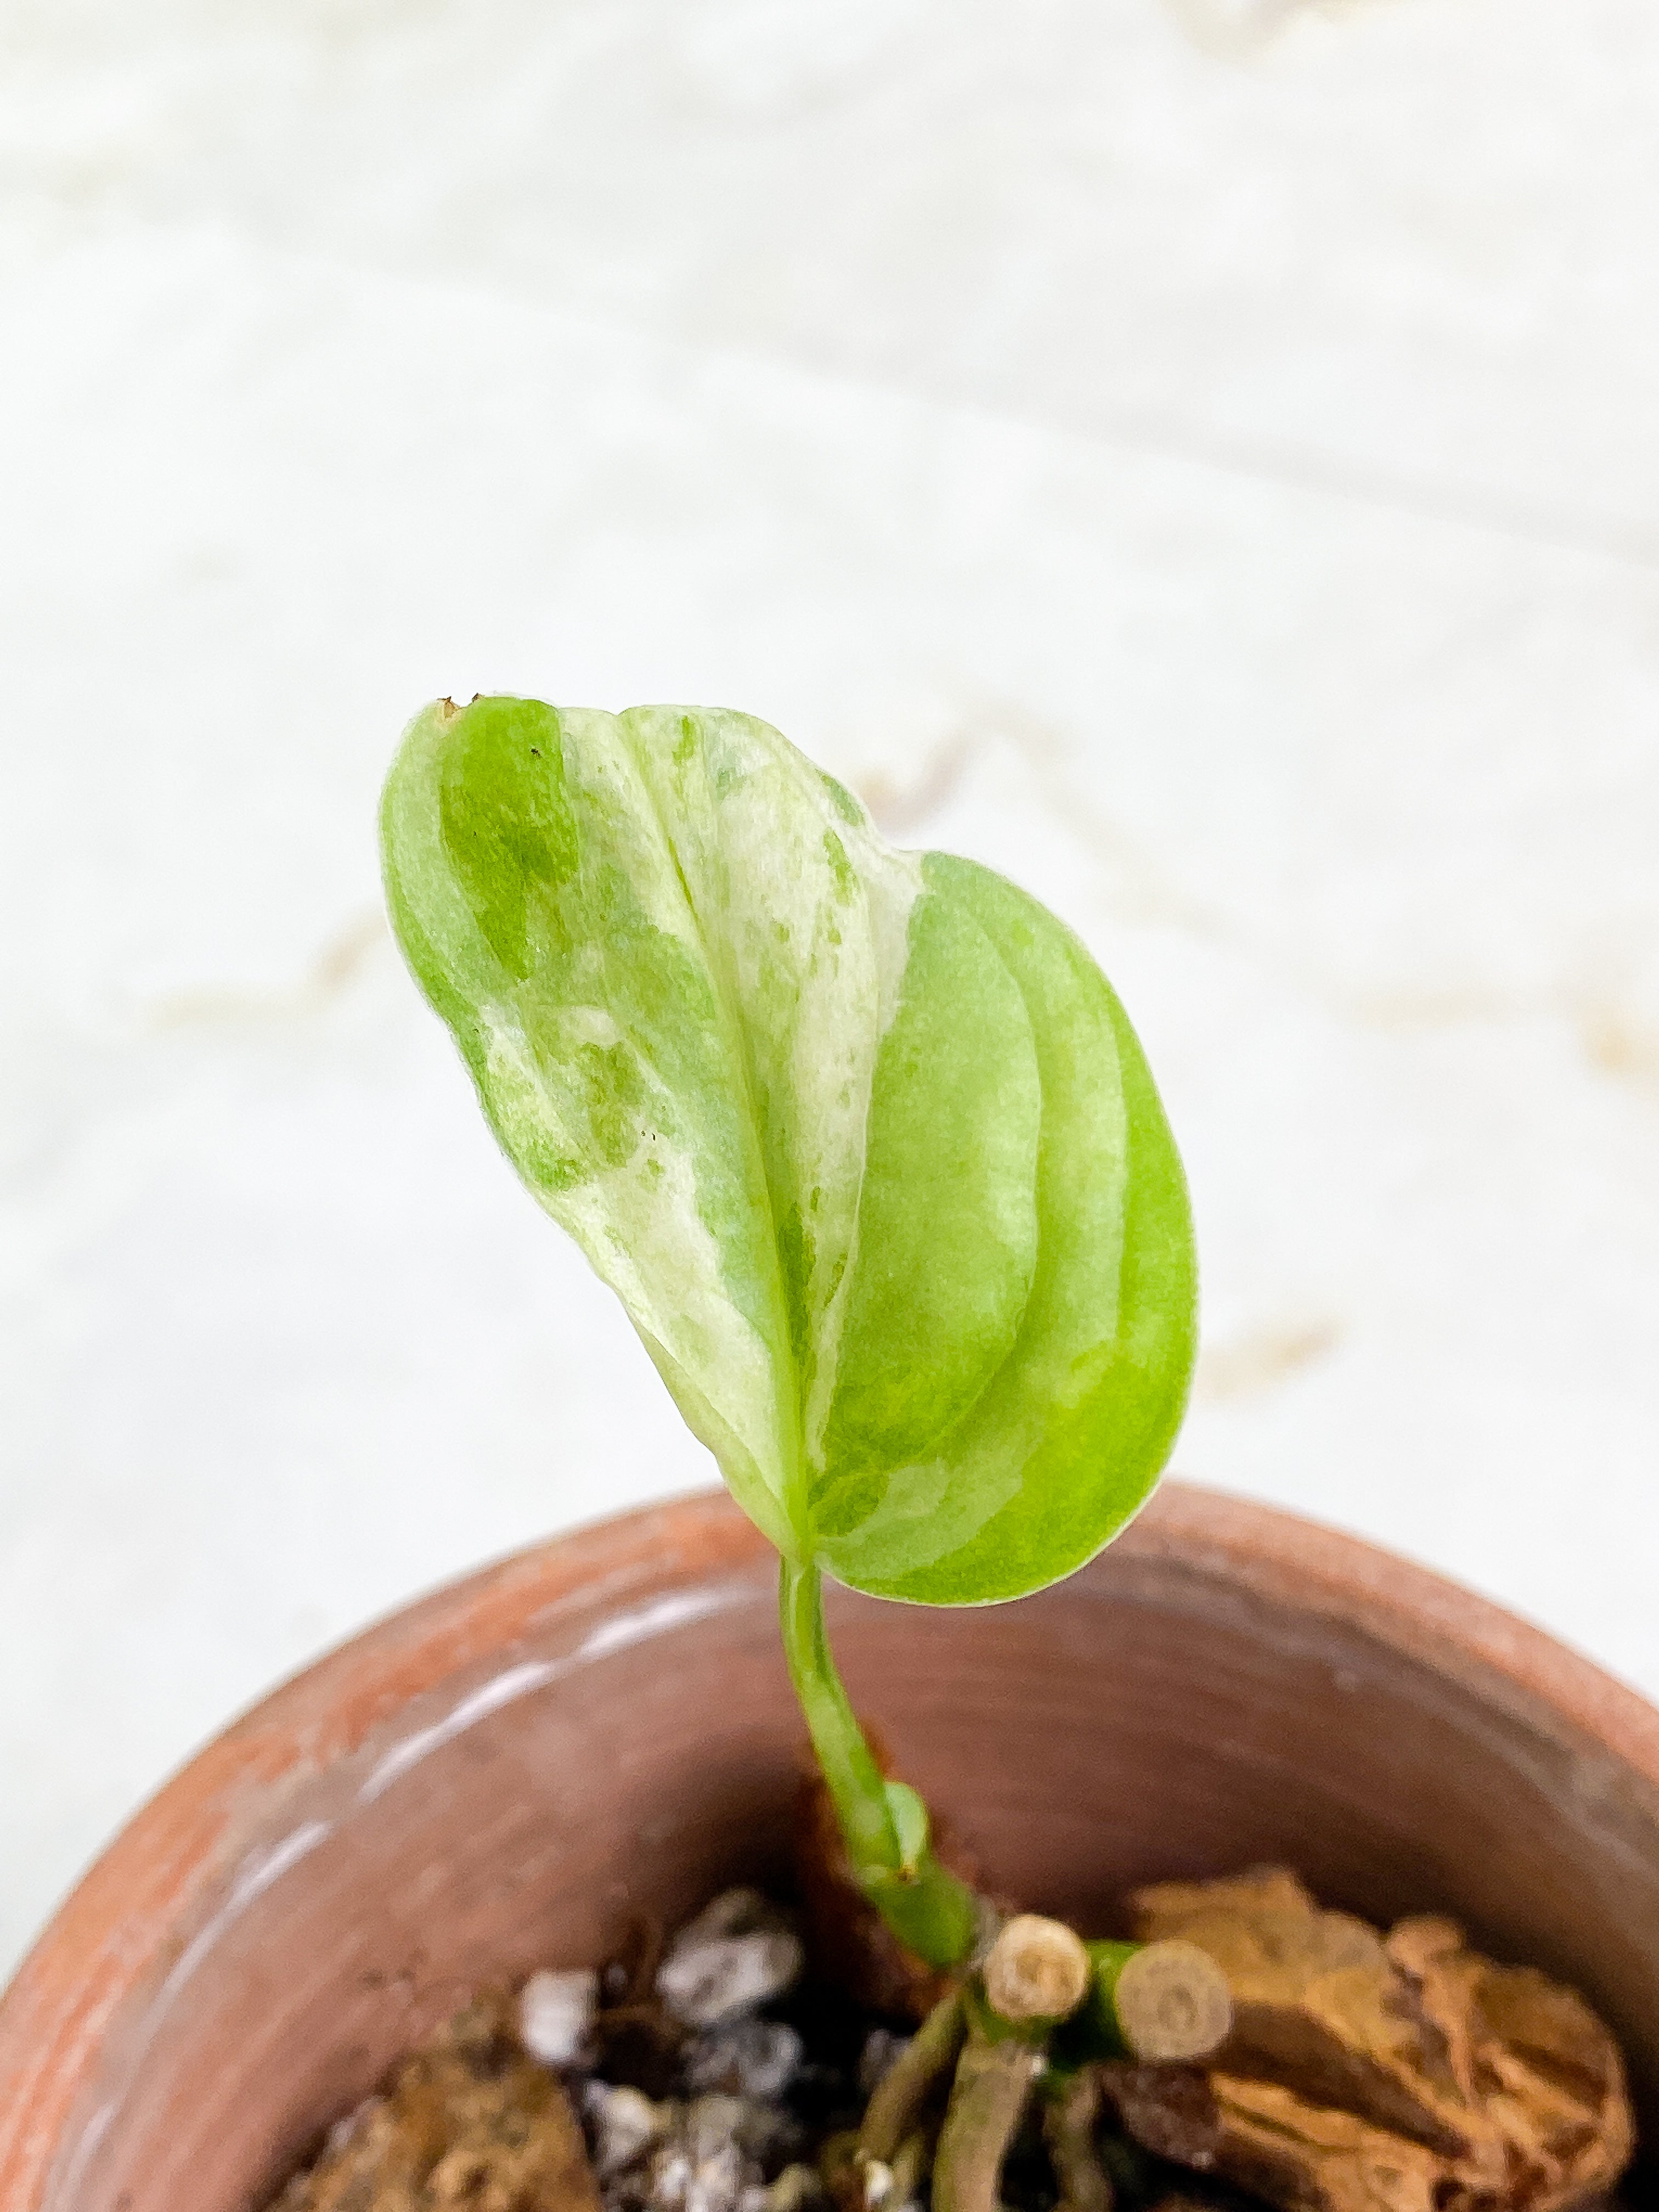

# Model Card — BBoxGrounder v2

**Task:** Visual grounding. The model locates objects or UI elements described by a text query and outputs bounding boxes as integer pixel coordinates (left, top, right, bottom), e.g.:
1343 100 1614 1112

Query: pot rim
2 1478 1656 2203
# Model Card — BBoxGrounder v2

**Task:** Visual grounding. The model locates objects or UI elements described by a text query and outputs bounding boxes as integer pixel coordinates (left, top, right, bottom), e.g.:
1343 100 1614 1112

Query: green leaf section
814 876 1040 1483
815 856 1197 1602
382 696 1195 1602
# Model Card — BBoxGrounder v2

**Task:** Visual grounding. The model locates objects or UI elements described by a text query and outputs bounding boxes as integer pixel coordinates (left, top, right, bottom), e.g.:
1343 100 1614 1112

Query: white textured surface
3 0 1659 1980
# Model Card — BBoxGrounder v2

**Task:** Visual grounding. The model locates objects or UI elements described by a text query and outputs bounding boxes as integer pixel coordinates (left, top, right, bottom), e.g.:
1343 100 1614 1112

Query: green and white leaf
382 696 1195 1601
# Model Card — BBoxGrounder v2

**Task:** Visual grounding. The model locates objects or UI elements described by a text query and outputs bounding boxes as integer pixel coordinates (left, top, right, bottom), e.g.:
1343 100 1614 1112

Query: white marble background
3 0 1658 1981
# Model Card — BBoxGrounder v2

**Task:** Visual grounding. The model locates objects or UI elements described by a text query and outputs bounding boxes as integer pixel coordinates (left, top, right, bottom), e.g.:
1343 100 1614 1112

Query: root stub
1043 2072 1115 2212
857 1989 967 2163
933 2037 1043 2212
1114 1940 1234 2063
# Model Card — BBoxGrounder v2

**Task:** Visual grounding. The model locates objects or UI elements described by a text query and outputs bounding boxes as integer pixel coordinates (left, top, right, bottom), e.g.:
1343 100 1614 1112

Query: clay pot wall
3 1484 1656 2210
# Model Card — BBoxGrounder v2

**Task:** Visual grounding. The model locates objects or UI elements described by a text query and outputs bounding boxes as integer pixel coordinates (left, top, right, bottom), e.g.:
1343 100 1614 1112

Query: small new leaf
382 696 1196 1602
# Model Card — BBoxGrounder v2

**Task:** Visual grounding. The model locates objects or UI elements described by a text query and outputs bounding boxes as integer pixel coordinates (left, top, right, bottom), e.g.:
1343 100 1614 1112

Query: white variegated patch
616 709 923 1493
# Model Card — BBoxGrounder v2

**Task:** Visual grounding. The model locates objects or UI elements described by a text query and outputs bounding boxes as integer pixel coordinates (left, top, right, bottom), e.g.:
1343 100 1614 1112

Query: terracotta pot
2 1482 1657 2210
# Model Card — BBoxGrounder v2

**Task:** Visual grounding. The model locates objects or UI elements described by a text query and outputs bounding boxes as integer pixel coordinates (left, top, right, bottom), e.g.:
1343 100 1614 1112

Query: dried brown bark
1103 1871 1631 2212
275 1991 603 2212
1111 2063 1453 2212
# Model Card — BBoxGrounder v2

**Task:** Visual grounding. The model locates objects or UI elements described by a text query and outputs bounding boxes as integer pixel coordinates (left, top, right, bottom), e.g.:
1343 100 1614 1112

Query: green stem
779 1556 980 1969
780 1553 901 1871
